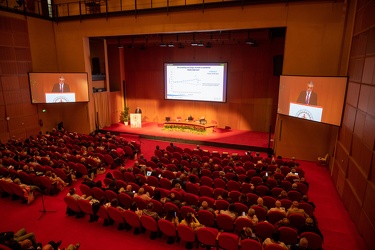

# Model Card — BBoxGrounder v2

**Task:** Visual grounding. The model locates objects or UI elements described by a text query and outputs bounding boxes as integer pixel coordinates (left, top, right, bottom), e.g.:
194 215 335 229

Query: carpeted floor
0 136 369 250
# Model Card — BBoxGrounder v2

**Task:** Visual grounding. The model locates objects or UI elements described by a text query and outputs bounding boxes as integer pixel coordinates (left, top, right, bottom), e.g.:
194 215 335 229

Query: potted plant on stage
120 106 130 125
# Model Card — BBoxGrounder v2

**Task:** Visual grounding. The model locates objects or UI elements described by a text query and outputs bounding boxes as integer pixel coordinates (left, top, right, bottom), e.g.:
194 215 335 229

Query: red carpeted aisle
0 138 369 250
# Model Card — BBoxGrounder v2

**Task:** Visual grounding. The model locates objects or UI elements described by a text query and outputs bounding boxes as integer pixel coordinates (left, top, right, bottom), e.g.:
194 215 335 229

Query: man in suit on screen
135 107 142 114
296 81 317 105
52 76 71 93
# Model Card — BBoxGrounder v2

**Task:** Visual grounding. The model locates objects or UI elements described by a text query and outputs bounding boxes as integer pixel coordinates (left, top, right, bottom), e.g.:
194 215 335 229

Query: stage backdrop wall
121 39 282 132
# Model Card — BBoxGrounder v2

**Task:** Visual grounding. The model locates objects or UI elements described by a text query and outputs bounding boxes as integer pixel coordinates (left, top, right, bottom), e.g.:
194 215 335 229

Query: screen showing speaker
277 75 347 126
28 72 89 104
164 62 228 103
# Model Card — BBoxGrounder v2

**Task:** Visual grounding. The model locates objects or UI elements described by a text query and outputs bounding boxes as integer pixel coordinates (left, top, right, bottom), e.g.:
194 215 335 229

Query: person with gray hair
297 81 318 105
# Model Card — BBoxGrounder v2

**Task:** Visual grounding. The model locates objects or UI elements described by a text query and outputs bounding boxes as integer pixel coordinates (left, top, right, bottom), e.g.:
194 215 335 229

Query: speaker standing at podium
135 107 142 114
52 76 70 93
296 81 317 106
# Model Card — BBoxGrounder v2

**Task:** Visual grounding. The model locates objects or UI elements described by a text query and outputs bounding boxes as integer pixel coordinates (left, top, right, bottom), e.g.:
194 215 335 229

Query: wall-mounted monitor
164 62 228 103
277 75 347 126
28 72 89 104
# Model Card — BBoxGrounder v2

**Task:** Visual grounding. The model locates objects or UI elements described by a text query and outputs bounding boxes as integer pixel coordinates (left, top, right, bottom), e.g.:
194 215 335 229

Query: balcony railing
0 0 308 21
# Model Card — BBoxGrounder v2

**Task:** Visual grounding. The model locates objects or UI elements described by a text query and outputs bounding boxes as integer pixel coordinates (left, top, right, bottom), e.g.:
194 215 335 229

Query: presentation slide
164 63 228 102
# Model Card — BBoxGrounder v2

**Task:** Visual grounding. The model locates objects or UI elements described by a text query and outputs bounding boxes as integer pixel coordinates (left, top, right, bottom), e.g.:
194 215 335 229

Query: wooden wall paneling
349 58 365 83
353 110 366 139
17 62 32 74
20 89 31 103
346 82 360 108
368 86 375 116
358 84 371 112
3 91 22 105
335 143 349 174
358 209 375 250
0 46 15 60
342 178 363 226
371 152 375 183
347 157 368 204
362 56 375 84
0 62 18 75
14 48 32 61
362 181 375 228
1 76 19 91
338 127 353 155
342 103 357 132
363 116 375 152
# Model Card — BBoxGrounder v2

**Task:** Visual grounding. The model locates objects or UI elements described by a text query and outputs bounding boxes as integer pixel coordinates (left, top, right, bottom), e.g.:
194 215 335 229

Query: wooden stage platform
100 122 273 153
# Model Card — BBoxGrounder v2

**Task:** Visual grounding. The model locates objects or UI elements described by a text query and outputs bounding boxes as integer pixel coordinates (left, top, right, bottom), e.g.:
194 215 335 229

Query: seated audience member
239 227 259 242
286 201 309 218
170 183 186 196
134 188 151 201
253 197 268 211
290 183 303 194
298 218 324 240
81 175 95 189
141 202 160 221
274 218 296 230
180 212 203 230
161 192 184 207
0 229 39 250
67 188 92 201
300 195 316 209
268 200 286 216
217 203 238 220
12 178 39 204
286 168 300 180
42 241 80 250
119 184 135 198
278 190 288 200
164 208 179 228
262 230 288 250
199 201 216 217
238 208 258 226
45 171 68 191
290 237 309 250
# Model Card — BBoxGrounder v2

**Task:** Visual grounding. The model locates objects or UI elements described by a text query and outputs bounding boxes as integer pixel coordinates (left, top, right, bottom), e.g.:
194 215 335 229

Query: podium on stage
45 93 76 103
289 102 323 122
130 113 142 128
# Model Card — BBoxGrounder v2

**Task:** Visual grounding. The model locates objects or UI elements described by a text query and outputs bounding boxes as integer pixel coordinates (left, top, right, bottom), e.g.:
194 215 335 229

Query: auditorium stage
100 122 274 153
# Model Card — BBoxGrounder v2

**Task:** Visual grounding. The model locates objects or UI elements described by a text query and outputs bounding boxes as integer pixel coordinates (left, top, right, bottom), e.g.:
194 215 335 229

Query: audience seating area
1 131 323 249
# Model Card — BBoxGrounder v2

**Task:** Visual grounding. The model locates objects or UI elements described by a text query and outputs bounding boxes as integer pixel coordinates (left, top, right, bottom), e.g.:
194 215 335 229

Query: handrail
0 0 321 22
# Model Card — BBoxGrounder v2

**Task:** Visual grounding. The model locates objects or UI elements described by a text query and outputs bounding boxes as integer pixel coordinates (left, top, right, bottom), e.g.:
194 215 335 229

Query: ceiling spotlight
168 43 174 48
117 44 124 49
191 42 198 46
160 43 167 47
197 42 204 47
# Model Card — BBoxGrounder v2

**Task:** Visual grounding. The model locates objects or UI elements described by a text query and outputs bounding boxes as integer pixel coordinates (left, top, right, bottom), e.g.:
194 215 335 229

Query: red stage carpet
101 122 273 152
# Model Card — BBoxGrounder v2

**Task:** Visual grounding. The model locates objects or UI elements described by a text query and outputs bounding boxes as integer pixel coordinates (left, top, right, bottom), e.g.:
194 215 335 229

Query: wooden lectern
130 113 142 128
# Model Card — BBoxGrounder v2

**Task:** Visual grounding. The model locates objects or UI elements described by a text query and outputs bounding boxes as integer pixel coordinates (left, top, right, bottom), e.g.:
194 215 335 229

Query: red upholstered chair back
196 227 219 247
299 232 323 250
123 210 141 228
197 210 215 227
92 187 105 200
255 222 275 241
77 199 94 216
218 232 239 250
278 226 298 246
140 215 158 232
177 224 196 242
216 214 235 232
240 239 262 250
184 193 200 207
107 206 125 223
158 219 177 237
234 217 254 233
264 243 287 250
63 196 81 213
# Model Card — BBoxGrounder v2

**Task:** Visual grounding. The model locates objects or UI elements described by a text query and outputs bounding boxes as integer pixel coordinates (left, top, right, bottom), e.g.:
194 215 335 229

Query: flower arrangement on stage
163 124 207 135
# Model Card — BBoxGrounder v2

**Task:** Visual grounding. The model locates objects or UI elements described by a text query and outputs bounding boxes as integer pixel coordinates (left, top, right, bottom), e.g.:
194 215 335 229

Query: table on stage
163 121 217 133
